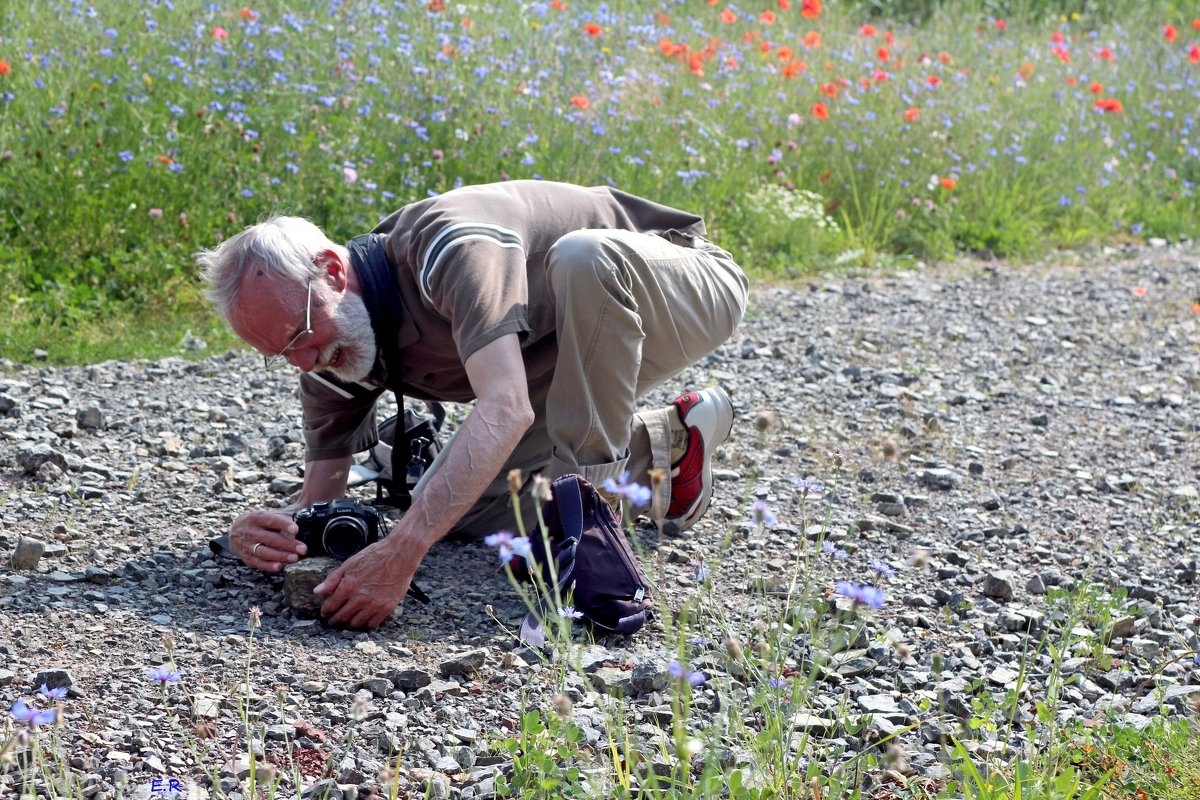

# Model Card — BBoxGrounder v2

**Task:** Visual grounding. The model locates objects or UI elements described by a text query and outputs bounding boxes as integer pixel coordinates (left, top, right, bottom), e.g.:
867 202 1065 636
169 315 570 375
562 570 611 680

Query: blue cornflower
768 677 788 689
870 559 896 579
11 698 57 729
240 188 254 198
690 635 709 646
602 472 652 507
835 581 886 608
558 605 583 619
822 541 848 560
750 499 777 527
1194 651 1200 666
483 530 533 565
794 477 825 495
37 684 66 701
147 666 182 684
668 660 707 686
118 150 134 163
692 560 711 581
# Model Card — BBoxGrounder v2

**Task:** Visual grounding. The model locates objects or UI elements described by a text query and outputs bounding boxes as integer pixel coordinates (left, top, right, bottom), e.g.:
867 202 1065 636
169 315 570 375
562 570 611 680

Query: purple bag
519 474 655 647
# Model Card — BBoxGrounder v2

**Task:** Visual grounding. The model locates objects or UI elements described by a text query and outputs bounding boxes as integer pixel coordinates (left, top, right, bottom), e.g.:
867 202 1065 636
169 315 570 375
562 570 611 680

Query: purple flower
484 530 533 565
768 677 788 690
11 698 56 729
118 150 134 163
37 684 66 701
794 477 825 495
870 558 896 579
822 541 848 560
690 635 709 646
835 581 886 608
147 666 182 684
602 472 652 507
558 605 583 619
240 188 254 198
668 660 707 686
1195 651 1200 666
749 499 777 527
692 560 711 581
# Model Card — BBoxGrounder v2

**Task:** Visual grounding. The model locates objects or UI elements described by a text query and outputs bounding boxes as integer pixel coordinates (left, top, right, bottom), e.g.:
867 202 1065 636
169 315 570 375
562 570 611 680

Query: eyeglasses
263 280 314 370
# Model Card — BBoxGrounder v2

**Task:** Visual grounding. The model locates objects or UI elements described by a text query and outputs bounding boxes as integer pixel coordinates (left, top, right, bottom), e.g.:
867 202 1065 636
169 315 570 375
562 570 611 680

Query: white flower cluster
743 183 839 231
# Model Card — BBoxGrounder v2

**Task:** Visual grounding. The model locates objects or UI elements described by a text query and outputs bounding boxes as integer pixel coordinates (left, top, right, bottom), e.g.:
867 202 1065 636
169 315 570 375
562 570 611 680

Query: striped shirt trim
307 371 375 400
419 222 525 304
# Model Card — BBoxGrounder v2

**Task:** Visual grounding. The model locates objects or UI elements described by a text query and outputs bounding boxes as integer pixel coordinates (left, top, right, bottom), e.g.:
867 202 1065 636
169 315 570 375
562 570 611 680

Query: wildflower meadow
1 0 1199 360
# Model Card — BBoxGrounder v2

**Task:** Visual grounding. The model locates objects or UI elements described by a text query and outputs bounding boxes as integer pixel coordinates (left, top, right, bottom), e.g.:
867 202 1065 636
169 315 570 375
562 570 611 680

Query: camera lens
323 516 368 560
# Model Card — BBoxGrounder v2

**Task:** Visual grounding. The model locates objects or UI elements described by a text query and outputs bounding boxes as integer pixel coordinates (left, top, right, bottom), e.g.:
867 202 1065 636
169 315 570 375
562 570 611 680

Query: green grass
2 1 1200 361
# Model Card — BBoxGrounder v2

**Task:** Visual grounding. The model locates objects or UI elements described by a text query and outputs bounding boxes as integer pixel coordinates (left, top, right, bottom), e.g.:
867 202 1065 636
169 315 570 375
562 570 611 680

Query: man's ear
315 248 349 291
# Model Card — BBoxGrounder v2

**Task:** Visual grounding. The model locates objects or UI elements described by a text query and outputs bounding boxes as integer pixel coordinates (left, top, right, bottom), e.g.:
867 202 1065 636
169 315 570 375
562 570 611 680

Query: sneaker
666 386 734 532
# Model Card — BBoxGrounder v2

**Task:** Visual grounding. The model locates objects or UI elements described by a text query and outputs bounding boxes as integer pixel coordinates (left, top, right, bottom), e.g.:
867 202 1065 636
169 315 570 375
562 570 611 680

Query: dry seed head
753 410 777 433
507 468 523 494
552 693 573 718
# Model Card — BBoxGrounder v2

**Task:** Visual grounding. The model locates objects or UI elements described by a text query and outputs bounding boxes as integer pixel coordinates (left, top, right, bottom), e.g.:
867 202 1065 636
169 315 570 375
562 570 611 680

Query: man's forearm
294 455 353 509
388 396 533 554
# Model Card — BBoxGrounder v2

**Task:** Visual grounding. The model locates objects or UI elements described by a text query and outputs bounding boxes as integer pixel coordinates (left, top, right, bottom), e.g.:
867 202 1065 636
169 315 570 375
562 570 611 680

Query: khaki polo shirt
299 180 706 461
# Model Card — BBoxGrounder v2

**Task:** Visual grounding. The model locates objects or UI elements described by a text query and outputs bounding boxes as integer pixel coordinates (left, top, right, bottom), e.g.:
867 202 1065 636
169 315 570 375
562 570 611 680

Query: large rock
438 649 487 678
283 558 341 612
11 537 45 571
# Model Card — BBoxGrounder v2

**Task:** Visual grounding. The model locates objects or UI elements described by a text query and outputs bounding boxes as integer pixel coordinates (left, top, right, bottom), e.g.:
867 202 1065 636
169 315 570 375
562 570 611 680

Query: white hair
196 215 347 320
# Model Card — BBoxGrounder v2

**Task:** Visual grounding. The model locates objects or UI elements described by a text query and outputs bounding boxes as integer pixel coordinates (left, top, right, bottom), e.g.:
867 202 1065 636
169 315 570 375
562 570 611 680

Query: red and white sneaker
666 386 734 532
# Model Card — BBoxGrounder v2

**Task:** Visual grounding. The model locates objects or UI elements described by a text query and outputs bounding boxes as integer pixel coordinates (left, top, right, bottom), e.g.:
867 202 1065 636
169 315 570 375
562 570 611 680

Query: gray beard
322 291 377 383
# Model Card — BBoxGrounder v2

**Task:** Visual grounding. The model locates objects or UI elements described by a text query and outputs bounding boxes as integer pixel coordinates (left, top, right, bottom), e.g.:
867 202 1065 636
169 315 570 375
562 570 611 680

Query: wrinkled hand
230 509 306 572
314 537 422 629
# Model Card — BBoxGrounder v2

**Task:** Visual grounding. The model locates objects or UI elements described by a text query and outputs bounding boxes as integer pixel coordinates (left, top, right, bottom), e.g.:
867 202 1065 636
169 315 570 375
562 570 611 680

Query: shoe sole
673 386 734 532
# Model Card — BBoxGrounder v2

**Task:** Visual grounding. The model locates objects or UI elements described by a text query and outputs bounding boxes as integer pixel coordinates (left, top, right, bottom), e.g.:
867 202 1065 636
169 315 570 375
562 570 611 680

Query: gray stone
32 668 74 691
629 657 670 693
791 712 836 735
301 778 343 800
982 571 1016 601
438 649 487 678
589 667 631 694
919 468 962 490
16 442 67 474
354 677 393 697
1107 616 1137 641
856 694 901 715
385 667 432 691
75 406 105 430
283 557 341 611
1025 574 1046 595
11 537 45 571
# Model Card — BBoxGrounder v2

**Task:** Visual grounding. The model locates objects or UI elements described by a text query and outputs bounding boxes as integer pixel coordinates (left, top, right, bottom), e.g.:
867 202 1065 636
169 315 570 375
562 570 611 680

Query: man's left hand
313 538 422 629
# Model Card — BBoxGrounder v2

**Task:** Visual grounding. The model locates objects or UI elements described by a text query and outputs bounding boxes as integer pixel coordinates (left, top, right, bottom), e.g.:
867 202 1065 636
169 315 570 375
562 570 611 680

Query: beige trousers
417 229 748 539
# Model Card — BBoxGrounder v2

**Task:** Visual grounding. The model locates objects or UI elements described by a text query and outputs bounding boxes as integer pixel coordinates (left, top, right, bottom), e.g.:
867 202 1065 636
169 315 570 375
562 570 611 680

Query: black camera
293 498 385 561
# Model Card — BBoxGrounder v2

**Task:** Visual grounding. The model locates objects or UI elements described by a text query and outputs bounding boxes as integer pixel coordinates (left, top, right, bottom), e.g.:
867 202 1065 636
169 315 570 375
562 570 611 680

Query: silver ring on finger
252 542 263 558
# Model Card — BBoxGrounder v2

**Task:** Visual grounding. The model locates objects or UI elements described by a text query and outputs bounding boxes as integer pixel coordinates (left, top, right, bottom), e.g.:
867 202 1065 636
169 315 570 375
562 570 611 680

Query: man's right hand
229 510 307 572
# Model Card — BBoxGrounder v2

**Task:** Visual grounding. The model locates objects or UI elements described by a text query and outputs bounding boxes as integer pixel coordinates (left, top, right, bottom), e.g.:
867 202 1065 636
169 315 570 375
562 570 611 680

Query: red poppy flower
1194 18 1200 30
584 23 601 36
1190 44 1200 64
240 7 257 20
777 46 793 61
800 0 821 20
0 59 11 76
552 0 566 8
872 69 888 82
778 0 790 8
860 24 877 37
719 8 736 23
903 107 920 121
877 46 890 61
759 10 776 24
212 26 229 40
1163 23 1177 42
782 59 807 78
819 82 839 98
926 74 942 86
1089 81 1103 93
1051 32 1065 44
1053 46 1070 63
803 31 821 48
885 31 895 44
1094 97 1123 113
811 102 829 119
570 95 590 109
1098 47 1115 61
939 177 957 190
938 51 952 64
995 19 1007 30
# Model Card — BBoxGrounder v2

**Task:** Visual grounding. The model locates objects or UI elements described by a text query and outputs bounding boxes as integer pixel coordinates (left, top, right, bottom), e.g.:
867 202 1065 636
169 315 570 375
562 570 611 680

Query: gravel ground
1 243 1198 799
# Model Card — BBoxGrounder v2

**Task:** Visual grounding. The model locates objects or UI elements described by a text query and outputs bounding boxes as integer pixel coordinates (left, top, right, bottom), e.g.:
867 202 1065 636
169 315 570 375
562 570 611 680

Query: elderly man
197 180 747 629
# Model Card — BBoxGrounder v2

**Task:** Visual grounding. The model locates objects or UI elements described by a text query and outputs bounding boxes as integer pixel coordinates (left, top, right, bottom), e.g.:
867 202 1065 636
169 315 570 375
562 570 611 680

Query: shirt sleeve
298 372 385 461
413 220 533 362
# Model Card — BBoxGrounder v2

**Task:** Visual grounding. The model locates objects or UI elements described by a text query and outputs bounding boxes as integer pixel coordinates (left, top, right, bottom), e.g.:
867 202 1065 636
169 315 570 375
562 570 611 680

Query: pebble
10 537 44 571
